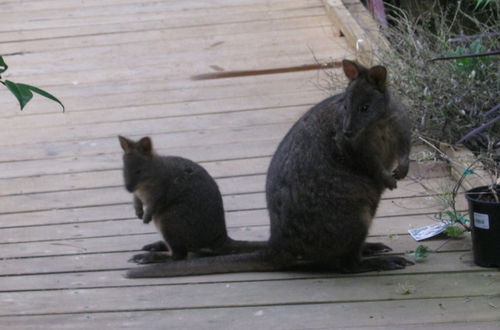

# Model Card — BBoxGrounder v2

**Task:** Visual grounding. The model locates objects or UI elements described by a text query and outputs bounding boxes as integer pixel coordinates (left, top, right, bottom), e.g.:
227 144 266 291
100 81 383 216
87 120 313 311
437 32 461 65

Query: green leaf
4 80 33 110
17 83 65 112
474 0 491 10
463 169 475 175
0 56 7 74
445 225 464 238
457 214 469 224
442 210 459 221
408 245 432 261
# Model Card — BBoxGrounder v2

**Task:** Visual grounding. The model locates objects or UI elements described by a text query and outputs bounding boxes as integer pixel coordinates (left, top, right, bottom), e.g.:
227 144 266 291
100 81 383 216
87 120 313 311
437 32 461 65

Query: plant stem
429 49 500 62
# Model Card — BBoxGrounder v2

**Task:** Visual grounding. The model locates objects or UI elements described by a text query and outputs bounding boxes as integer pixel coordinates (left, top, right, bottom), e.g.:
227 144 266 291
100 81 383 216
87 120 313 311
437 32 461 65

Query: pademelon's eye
134 169 141 175
359 104 369 112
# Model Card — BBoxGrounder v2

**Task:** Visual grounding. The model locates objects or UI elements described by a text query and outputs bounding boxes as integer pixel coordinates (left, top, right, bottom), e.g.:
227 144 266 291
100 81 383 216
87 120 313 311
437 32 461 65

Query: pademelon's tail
126 250 284 278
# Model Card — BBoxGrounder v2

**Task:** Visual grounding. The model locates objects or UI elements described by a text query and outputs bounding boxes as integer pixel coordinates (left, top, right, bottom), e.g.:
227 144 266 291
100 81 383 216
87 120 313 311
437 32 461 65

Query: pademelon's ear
342 59 360 81
118 135 133 153
368 65 387 91
137 136 153 155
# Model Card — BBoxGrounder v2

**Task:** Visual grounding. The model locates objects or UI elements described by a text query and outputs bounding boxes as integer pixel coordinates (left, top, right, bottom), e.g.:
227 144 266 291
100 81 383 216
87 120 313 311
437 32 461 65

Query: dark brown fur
126 60 413 278
119 136 266 264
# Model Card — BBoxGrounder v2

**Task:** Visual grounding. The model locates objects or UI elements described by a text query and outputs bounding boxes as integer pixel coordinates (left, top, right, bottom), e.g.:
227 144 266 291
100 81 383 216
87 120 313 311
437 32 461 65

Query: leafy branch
0 56 64 111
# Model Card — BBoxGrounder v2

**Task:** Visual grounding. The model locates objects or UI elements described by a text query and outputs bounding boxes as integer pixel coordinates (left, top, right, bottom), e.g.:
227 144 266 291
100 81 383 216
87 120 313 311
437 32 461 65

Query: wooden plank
2 34 338 79
1 15 334 53
0 189 268 214
0 271 497 316
0 61 329 99
0 183 462 217
1 298 499 329
0 0 145 11
0 250 482 291
0 0 151 10
0 130 441 180
0 86 325 129
0 69 332 118
0 5 325 40
0 106 308 147
0 212 459 244
4 130 450 184
0 163 451 197
0 0 322 26
0 225 472 259
323 0 372 64
0 1 319 22
0 206 266 229
3 25 341 66
0 160 272 196
0 13 331 47
3 46 338 83
364 322 500 330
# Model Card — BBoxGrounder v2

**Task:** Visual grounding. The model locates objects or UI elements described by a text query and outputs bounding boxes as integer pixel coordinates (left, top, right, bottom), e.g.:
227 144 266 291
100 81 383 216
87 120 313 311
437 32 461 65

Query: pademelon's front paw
382 173 398 190
142 213 153 224
393 163 409 180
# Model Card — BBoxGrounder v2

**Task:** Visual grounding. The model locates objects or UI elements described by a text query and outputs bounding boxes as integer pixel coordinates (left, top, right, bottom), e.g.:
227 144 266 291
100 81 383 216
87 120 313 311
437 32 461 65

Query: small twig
457 104 500 144
447 31 500 43
429 50 500 62
417 136 463 168
488 184 499 203
484 104 500 117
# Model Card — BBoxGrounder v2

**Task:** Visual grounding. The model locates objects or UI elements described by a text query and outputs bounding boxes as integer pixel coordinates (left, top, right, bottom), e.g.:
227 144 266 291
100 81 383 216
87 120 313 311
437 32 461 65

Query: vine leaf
3 80 33 110
0 56 7 73
0 55 64 111
17 83 65 112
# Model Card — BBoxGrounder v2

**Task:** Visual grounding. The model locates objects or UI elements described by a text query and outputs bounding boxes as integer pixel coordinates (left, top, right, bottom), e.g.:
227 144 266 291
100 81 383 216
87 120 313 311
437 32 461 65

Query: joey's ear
118 136 133 153
342 59 360 81
368 65 387 91
137 137 153 155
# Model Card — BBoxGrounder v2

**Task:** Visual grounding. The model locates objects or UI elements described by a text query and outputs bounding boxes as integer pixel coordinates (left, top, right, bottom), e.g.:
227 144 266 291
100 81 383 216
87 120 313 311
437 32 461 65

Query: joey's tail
221 238 268 254
126 250 285 278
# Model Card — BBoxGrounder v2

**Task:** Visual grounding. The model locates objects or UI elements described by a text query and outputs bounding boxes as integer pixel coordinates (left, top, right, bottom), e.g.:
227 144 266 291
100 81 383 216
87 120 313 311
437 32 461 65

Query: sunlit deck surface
0 0 498 329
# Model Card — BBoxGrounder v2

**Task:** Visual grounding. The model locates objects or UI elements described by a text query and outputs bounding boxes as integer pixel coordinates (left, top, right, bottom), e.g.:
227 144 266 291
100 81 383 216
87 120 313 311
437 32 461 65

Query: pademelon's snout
125 183 135 192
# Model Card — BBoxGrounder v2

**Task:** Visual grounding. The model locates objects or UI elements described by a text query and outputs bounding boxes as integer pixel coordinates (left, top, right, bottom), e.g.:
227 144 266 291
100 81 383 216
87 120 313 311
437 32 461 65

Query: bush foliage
377 0 499 154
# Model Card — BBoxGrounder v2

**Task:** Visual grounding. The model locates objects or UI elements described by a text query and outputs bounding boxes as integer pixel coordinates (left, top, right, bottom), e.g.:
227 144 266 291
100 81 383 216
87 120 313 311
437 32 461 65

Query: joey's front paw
129 252 171 264
135 208 144 220
129 252 161 264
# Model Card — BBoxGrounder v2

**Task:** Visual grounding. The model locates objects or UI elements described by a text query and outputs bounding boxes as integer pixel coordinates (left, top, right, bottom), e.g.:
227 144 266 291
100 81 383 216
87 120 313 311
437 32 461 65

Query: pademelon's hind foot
362 242 392 256
359 255 414 272
337 253 414 273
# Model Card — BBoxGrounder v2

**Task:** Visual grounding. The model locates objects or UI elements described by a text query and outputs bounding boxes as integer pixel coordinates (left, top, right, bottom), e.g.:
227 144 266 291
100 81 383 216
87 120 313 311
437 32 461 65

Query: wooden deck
0 0 498 328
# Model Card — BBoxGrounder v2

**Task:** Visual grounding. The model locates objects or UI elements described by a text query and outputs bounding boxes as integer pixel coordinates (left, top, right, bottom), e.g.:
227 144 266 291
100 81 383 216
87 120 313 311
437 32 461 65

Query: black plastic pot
465 185 500 268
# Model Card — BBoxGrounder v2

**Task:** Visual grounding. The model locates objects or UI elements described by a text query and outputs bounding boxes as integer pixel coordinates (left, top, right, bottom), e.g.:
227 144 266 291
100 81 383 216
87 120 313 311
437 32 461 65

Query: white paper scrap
408 222 452 241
